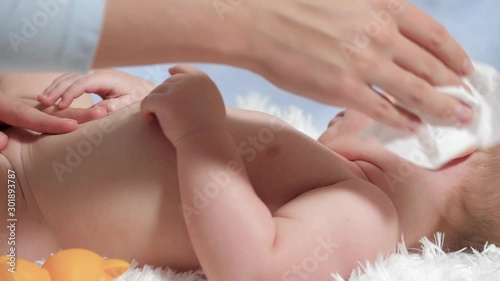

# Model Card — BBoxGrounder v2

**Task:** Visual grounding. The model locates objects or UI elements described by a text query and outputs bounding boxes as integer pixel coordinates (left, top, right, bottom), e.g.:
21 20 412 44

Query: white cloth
362 62 500 169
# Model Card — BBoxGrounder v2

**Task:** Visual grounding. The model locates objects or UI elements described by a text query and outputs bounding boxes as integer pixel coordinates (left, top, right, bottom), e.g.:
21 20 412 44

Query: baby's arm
141 66 401 280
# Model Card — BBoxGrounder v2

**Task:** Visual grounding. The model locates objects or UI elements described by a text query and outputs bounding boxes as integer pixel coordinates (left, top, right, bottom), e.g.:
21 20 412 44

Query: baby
0 66 497 280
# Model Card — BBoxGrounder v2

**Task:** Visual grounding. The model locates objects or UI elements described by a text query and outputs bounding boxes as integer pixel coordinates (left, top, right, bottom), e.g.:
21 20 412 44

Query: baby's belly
0 128 61 261
2 104 200 270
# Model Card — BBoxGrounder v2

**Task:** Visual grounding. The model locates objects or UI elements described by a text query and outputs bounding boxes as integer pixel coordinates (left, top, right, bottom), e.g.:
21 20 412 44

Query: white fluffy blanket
117 234 500 281
114 94 500 281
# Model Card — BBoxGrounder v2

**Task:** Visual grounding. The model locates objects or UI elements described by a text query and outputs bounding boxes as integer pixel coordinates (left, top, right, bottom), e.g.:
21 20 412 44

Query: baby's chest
242 132 352 209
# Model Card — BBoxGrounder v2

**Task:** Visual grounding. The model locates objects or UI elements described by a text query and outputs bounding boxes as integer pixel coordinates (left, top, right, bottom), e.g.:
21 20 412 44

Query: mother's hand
246 0 473 130
0 93 107 150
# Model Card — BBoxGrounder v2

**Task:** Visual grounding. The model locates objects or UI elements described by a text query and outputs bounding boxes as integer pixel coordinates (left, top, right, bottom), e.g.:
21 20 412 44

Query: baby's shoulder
226 107 292 130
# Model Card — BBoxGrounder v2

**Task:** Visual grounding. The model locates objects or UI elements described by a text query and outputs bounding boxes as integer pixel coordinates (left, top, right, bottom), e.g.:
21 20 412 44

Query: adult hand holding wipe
363 62 500 169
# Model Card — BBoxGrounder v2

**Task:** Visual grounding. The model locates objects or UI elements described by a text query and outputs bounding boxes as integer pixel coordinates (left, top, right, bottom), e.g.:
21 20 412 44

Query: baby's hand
38 69 157 112
140 65 226 145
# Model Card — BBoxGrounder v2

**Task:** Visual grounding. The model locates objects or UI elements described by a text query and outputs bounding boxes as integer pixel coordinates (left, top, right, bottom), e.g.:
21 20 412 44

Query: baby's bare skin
0 71 469 279
1 103 375 270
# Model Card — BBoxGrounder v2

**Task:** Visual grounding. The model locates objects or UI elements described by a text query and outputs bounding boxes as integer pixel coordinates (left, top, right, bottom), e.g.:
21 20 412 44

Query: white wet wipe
362 61 500 169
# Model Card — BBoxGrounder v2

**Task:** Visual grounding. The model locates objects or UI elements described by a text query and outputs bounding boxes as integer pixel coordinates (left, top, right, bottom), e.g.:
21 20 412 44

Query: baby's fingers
169 65 208 76
58 75 118 109
38 74 84 107
41 73 74 98
140 94 160 116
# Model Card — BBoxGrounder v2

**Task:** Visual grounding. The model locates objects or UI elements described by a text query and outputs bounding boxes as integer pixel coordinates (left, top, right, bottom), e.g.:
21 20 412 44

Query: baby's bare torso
0 103 362 270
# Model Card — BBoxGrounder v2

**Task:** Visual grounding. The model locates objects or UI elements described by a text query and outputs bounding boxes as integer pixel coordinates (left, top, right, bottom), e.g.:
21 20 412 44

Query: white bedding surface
116 234 500 281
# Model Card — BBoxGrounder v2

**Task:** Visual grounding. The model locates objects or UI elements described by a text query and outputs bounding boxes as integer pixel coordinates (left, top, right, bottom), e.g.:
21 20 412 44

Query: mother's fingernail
93 106 109 114
462 58 474 75
455 103 473 123
407 119 421 132
64 119 79 126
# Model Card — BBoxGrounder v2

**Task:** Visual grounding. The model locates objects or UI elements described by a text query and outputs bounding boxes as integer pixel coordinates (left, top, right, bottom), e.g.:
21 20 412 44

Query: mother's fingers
366 62 473 124
393 35 463 87
339 81 411 130
397 4 473 75
0 94 78 134
42 106 108 124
